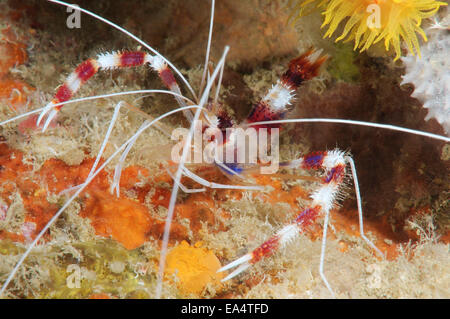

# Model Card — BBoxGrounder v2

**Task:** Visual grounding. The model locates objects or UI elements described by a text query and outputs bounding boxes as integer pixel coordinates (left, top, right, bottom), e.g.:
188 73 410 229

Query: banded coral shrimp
0 0 448 300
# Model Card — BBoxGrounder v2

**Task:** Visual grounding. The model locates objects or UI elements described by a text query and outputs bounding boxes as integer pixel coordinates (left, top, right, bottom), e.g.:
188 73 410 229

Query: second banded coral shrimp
0 0 449 298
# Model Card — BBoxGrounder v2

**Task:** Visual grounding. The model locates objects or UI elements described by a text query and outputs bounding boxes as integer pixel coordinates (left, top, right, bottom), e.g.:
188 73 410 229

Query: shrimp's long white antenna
199 0 215 96
0 107 45 126
0 104 202 298
47 0 198 101
155 46 230 299
213 56 225 106
0 89 194 127
49 89 195 108
110 119 149 197
245 118 450 142
87 101 124 179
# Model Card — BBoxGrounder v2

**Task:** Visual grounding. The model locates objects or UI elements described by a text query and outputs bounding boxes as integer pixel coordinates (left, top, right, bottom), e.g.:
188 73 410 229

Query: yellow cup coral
290 0 447 60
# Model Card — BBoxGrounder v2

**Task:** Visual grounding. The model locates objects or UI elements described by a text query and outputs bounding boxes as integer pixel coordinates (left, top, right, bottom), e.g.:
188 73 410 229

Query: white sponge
401 14 450 135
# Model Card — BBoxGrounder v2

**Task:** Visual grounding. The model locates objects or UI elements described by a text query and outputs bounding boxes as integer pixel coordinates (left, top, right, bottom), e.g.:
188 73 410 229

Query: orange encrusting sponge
0 24 34 111
80 192 153 250
165 241 225 295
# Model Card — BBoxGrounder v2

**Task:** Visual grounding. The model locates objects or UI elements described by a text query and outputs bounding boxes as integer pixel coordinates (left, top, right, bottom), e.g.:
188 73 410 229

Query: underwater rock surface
0 0 448 299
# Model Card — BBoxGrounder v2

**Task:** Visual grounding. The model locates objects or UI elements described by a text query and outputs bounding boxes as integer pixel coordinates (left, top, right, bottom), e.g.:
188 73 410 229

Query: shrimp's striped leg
245 49 327 130
217 150 348 288
37 51 185 131
218 150 383 296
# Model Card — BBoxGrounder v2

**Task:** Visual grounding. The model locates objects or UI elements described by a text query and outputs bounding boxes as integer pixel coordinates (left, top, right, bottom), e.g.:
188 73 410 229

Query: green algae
0 237 177 299
327 43 360 83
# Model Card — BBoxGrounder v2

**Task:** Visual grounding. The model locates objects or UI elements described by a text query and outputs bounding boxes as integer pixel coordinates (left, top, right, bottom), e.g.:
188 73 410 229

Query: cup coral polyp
292 0 447 60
